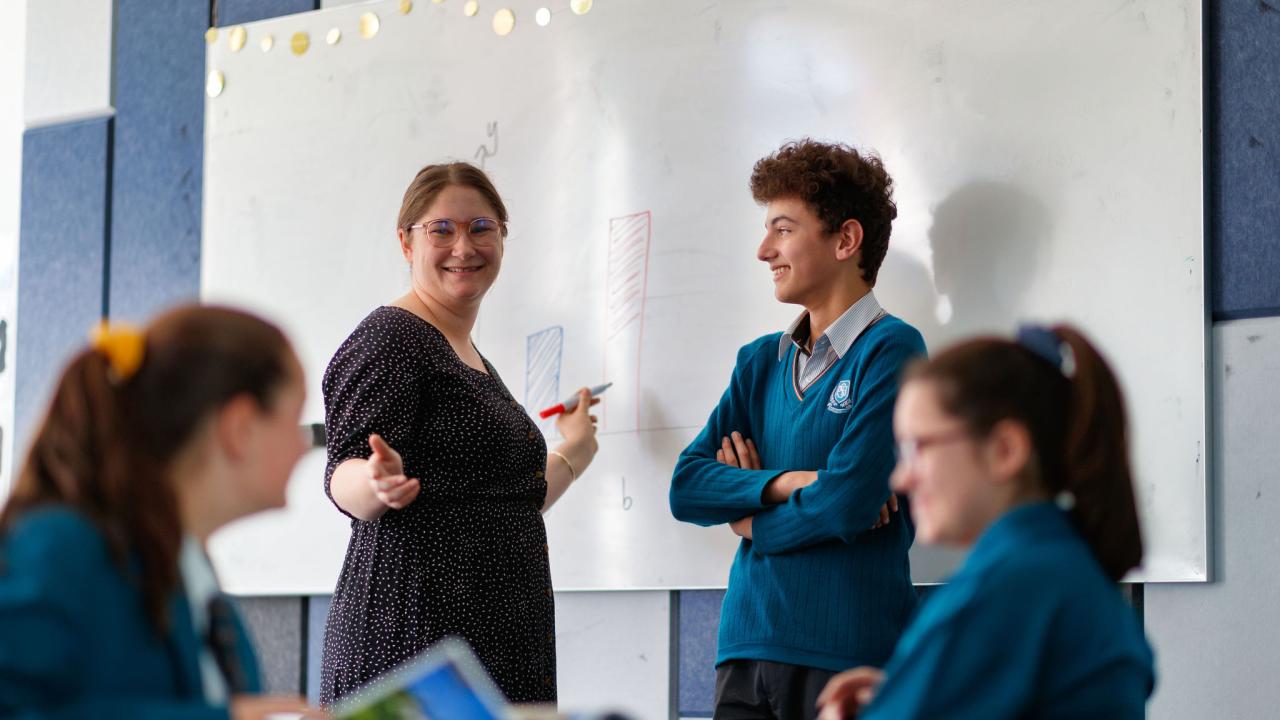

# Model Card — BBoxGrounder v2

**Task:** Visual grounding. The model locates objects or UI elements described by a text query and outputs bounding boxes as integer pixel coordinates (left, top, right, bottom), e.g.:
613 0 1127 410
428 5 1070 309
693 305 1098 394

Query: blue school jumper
670 315 925 671
863 501 1156 719
0 508 262 719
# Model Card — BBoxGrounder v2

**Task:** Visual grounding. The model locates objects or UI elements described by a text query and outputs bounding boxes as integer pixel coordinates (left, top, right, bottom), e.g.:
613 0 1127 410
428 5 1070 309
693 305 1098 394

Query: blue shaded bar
526 326 563 436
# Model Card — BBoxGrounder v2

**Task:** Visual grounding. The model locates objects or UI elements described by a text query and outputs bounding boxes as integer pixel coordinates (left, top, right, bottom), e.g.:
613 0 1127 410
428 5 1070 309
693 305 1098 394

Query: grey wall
1146 321 1280 717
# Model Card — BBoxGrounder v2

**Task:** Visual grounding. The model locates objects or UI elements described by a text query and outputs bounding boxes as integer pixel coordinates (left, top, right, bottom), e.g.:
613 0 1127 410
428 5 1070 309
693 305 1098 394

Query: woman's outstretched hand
366 434 421 510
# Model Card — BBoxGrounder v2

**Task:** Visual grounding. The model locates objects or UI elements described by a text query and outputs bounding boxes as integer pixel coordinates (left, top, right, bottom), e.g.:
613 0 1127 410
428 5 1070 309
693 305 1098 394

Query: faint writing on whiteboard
621 476 633 511
474 121 499 169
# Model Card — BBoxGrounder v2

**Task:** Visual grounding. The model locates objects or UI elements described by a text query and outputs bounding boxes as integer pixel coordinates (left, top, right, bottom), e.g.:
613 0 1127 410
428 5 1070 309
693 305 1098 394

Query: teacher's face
400 184 504 308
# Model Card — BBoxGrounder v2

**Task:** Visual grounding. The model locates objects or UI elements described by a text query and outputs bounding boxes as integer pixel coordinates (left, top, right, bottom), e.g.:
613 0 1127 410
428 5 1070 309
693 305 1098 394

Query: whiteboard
202 0 1206 593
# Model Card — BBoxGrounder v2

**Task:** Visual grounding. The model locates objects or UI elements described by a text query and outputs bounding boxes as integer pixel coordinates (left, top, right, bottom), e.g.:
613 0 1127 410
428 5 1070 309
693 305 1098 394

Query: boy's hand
716 431 761 469
871 494 899 529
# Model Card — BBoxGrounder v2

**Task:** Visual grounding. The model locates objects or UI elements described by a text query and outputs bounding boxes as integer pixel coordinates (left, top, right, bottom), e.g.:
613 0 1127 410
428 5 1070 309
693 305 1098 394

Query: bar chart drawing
525 325 564 437
603 211 652 432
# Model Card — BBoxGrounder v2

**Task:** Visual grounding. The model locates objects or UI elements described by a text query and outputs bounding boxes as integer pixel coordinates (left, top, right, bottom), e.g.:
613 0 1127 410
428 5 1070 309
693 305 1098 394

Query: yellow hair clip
90 320 146 382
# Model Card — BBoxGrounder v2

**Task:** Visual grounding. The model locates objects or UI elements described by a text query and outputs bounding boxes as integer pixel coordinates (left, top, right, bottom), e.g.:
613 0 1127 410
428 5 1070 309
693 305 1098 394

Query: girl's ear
983 418 1033 487
214 394 258 462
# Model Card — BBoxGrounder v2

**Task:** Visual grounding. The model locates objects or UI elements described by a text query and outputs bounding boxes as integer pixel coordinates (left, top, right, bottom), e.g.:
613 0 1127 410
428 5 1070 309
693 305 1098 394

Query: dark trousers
714 659 838 720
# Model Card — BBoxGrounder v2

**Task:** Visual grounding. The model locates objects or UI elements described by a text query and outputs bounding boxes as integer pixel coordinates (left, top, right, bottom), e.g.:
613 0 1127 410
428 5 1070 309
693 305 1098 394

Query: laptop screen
332 637 508 720
404 661 502 720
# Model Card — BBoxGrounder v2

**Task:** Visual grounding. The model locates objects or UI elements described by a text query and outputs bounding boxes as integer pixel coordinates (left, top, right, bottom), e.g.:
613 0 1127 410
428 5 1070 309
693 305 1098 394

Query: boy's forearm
761 470 819 504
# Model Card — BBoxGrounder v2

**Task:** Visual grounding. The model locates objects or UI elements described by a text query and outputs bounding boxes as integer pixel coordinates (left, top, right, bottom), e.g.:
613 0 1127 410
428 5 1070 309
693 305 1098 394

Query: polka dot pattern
318 306 555 705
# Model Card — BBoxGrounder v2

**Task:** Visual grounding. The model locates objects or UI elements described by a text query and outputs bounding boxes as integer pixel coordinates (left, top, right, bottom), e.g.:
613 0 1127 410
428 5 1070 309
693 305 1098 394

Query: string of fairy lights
205 0 595 98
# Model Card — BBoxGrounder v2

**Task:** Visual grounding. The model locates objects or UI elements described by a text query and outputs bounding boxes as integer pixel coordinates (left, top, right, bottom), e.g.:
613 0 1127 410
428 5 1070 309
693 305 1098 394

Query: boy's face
757 197 843 307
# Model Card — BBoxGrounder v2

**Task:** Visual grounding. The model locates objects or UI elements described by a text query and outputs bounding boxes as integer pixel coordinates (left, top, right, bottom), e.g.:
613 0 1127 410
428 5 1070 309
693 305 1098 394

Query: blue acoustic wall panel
108 0 208 323
237 596 304 693
16 117 111 459
307 595 332 705
678 590 724 717
1209 1 1280 319
218 0 318 26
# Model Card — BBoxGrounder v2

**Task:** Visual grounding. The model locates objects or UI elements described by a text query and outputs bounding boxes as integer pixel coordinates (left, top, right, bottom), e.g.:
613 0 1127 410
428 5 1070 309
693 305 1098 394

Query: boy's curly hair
750 139 897 285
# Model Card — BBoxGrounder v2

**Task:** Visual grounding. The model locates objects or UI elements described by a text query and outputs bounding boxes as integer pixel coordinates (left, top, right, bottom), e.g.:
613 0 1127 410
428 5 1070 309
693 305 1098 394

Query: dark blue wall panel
1209 1 1280 319
237 596 304 693
16 117 111 459
219 0 317 26
678 589 723 717
109 0 208 323
307 595 331 705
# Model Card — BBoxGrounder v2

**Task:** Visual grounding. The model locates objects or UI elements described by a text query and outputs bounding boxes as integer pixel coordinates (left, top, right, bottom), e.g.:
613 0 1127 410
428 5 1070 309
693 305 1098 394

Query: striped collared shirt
180 535 228 703
778 291 886 395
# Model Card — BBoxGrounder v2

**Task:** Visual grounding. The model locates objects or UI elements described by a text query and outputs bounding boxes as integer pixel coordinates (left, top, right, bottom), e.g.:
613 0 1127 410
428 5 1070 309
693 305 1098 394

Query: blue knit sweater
670 315 925 671
863 502 1155 718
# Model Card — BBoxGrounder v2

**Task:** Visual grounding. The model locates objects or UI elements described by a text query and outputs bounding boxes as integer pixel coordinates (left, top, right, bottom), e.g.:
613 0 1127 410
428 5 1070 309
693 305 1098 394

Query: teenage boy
670 139 925 719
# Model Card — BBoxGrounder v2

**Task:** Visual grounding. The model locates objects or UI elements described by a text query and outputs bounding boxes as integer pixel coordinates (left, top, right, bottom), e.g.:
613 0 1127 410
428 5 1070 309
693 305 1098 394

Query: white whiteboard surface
203 0 1206 593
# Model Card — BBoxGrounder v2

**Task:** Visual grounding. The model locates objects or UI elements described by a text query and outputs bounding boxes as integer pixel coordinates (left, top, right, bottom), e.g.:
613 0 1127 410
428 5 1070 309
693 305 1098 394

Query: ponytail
0 348 182 630
1053 325 1143 581
908 324 1143 581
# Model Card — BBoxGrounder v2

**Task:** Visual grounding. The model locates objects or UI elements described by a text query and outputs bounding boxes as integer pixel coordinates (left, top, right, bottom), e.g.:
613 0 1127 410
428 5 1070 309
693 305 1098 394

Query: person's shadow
876 250 943 343
928 182 1052 342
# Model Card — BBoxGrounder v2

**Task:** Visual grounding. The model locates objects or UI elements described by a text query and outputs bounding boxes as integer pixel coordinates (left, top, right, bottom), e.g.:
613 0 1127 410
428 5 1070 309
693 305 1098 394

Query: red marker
539 382 613 419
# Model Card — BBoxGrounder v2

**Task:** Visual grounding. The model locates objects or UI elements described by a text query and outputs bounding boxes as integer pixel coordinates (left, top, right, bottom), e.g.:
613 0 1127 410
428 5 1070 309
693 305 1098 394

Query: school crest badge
827 379 853 414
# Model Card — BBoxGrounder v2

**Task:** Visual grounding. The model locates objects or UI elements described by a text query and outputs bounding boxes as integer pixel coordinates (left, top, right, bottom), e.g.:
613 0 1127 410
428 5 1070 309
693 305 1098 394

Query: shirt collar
179 535 228 703
778 290 884 361
180 535 222 626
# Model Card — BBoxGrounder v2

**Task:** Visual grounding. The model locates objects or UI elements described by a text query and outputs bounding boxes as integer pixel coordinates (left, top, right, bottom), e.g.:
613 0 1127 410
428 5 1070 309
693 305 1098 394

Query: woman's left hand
554 388 599 472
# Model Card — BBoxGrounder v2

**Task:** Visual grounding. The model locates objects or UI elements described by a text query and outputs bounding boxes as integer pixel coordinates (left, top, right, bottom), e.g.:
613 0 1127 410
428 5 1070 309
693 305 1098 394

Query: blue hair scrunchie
1015 324 1076 378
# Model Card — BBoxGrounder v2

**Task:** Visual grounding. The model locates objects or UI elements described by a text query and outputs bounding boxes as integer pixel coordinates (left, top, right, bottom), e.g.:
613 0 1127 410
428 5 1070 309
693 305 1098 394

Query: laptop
331 637 511 720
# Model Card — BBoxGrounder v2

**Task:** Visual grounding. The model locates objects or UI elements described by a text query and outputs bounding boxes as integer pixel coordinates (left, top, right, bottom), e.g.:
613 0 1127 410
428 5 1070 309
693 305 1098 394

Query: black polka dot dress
319 306 555 706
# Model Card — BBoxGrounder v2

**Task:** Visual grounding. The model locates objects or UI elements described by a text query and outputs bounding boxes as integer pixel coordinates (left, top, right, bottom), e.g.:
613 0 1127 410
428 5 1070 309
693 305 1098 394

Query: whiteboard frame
201 0 1209 593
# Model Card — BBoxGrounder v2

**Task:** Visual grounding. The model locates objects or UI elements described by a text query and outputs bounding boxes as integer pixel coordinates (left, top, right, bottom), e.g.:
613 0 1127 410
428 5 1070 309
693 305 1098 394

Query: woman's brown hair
906 324 1143 581
397 162 509 232
0 305 294 631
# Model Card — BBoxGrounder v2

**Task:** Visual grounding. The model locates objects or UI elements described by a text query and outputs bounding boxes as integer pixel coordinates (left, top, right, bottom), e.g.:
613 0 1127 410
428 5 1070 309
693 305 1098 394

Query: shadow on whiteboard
932 182 1052 341
880 181 1052 347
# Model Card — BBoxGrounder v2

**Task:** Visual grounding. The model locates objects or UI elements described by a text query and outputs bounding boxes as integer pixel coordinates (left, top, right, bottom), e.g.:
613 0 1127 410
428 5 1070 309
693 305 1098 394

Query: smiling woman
318 162 601 706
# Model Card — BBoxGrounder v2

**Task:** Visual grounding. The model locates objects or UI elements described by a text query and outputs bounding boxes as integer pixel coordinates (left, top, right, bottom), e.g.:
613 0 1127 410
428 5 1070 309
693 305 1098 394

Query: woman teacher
319 162 598 706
